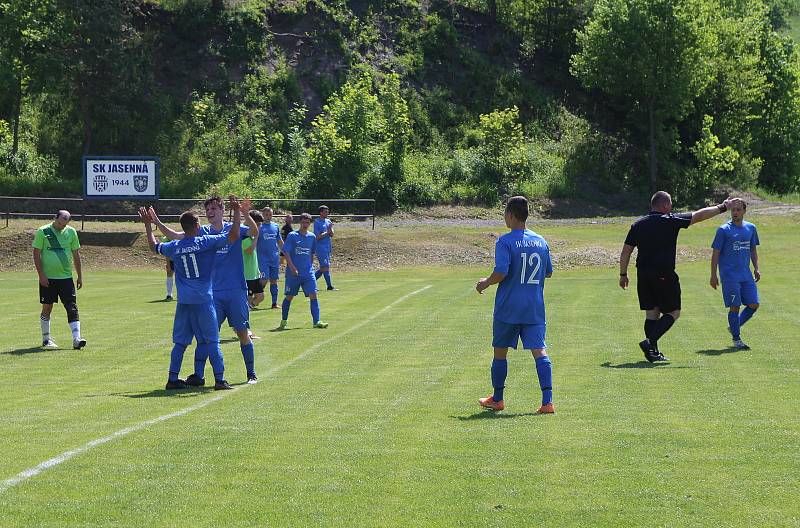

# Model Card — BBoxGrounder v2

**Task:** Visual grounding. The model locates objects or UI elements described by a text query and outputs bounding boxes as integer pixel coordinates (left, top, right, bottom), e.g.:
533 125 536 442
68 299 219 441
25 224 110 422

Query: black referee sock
650 314 675 343
644 319 658 342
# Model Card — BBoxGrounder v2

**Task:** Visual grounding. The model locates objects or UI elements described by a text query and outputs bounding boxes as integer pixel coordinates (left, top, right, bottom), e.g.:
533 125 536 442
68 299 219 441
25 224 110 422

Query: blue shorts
258 259 280 281
316 248 331 268
259 264 280 280
492 320 547 350
173 303 220 346
213 288 250 331
721 278 759 308
285 274 317 297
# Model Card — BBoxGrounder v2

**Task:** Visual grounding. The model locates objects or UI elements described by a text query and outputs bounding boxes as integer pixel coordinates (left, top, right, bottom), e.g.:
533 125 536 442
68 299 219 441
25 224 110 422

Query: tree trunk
11 77 22 155
80 89 92 155
648 101 657 192
487 0 497 22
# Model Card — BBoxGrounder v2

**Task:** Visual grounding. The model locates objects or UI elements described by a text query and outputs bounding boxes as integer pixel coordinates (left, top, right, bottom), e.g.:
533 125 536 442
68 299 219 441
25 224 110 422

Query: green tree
571 0 717 190
0 0 60 153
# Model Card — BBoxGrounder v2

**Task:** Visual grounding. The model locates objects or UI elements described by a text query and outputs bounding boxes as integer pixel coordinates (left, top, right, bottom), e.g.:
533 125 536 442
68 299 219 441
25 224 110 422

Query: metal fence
0 196 377 230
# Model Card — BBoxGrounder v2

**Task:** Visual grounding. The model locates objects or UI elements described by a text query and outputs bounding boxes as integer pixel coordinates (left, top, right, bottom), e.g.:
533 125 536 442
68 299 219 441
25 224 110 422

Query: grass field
1 215 799 527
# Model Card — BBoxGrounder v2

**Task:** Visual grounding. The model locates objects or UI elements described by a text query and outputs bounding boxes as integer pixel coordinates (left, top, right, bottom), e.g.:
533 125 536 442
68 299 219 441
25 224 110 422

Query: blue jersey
313 218 332 251
493 229 553 325
283 230 316 278
712 221 759 281
200 222 251 291
257 222 281 266
158 234 230 304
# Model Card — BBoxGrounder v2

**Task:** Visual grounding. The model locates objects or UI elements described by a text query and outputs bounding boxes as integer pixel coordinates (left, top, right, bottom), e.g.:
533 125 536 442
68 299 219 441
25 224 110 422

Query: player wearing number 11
139 196 243 391
475 196 555 414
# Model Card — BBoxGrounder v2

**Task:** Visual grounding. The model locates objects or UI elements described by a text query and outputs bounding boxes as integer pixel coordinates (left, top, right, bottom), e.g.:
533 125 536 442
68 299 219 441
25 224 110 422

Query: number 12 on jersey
520 252 542 284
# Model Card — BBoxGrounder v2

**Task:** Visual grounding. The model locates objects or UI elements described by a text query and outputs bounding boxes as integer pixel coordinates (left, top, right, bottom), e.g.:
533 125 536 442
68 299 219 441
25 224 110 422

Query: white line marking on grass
0 284 433 494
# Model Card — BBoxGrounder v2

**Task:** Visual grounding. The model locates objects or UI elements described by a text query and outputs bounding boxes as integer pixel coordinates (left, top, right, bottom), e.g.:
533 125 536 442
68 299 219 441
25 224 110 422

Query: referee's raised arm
689 197 740 226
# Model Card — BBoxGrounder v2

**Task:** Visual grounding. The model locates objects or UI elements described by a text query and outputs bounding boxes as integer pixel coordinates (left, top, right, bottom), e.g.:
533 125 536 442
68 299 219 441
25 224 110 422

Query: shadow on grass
451 411 538 421
112 380 250 399
3 346 62 356
599 360 693 369
268 327 299 333
147 298 175 304
696 347 739 356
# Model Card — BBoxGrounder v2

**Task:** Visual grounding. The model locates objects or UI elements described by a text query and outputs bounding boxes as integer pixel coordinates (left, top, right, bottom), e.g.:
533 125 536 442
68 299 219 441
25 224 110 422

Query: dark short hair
300 212 312 222
249 210 264 223
55 210 71 220
740 200 747 210
650 191 671 209
318 205 329 212
204 195 224 209
505 196 529 222
179 211 200 232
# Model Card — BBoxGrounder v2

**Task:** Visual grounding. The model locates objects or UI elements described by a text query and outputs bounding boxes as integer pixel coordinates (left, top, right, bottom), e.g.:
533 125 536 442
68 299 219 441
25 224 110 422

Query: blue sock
270 284 278 305
739 306 757 326
323 271 332 288
282 298 291 321
535 355 553 405
198 342 224 381
168 344 187 381
491 358 508 402
315 269 323 280
728 311 741 340
310 298 320 324
241 342 255 377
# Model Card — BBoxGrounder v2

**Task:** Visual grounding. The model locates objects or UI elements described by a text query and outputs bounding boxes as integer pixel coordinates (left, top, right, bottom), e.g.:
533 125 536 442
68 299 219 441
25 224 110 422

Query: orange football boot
478 395 505 411
536 402 555 414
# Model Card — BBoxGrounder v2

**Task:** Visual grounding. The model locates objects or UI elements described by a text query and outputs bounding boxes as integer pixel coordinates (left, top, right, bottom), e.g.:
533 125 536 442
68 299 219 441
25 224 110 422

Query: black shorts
247 279 264 295
40 278 76 305
637 270 681 312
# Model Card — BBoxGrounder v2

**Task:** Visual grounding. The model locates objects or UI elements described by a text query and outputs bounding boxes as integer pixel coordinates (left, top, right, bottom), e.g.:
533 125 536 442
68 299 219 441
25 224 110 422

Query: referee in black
619 191 741 362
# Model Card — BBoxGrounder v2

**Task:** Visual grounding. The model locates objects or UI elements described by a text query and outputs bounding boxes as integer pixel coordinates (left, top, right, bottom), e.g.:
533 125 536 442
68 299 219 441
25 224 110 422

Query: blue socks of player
168 344 187 382
323 271 332 288
270 283 278 305
197 342 225 381
535 356 553 405
315 269 323 279
728 311 742 340
241 342 255 377
739 306 757 326
310 298 320 324
491 358 507 402
282 298 291 321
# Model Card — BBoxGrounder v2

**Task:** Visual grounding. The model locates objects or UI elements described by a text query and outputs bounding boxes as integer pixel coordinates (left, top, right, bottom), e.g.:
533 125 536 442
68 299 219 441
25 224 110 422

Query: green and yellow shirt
32 223 81 279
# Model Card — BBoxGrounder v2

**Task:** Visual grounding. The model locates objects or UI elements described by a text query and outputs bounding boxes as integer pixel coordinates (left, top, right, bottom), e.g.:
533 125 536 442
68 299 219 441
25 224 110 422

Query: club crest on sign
93 174 108 192
134 174 148 192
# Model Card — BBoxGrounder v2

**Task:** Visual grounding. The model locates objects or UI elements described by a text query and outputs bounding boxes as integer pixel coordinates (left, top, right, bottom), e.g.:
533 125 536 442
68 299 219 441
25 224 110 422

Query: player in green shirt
242 210 264 339
32 210 86 350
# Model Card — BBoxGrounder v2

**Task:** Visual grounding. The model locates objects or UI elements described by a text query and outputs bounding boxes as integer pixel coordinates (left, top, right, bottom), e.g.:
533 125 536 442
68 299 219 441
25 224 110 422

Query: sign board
83 156 159 199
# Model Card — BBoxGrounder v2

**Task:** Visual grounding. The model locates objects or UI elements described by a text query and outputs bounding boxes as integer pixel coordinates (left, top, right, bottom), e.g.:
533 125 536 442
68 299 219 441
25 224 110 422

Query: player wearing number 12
476 196 554 414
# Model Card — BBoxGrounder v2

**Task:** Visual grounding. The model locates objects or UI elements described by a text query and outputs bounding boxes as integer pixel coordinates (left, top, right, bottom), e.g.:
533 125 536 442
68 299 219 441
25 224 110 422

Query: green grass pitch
1 216 798 527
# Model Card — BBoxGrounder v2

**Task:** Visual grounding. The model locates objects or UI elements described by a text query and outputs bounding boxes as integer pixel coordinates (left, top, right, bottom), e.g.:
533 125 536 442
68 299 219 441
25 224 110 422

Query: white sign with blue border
83 156 160 199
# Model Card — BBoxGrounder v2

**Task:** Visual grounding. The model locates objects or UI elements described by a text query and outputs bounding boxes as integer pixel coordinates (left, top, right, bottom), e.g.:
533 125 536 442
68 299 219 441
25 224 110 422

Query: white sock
166 277 174 296
40 315 51 341
69 321 81 340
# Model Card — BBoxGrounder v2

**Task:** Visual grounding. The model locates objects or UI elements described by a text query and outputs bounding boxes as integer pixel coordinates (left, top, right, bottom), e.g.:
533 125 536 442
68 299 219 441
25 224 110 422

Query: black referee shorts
637 270 681 313
40 278 76 305
247 279 265 295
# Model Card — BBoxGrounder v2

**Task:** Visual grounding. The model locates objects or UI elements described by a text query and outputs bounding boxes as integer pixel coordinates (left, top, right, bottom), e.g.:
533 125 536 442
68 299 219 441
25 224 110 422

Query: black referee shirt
624 212 692 271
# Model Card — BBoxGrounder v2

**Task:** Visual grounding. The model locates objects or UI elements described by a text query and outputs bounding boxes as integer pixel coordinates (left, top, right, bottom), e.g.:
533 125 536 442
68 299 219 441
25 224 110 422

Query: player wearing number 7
475 196 554 414
139 196 243 390
710 199 761 350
